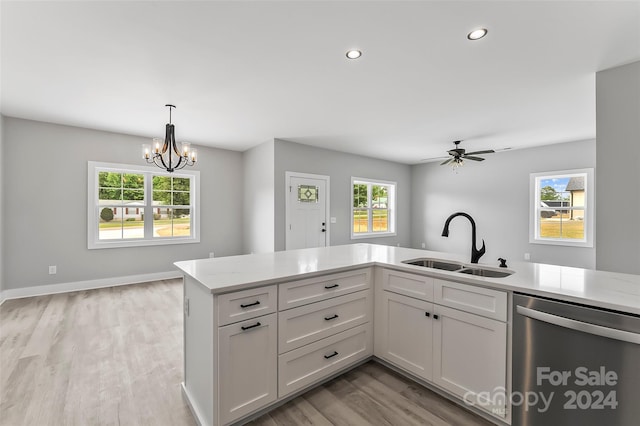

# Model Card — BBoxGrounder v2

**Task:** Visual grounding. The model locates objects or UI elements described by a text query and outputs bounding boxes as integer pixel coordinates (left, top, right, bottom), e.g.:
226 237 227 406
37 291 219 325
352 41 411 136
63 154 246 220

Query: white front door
286 172 329 250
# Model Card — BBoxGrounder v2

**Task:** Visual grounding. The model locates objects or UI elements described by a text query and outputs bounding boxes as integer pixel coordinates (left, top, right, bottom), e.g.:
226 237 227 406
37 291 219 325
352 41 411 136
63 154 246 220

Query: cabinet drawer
279 268 371 310
382 268 434 301
434 279 507 321
278 290 372 353
278 323 372 398
217 285 277 326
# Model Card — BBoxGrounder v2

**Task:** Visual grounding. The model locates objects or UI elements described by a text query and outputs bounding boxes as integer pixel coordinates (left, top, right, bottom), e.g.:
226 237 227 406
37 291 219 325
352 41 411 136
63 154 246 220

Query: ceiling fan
440 140 495 166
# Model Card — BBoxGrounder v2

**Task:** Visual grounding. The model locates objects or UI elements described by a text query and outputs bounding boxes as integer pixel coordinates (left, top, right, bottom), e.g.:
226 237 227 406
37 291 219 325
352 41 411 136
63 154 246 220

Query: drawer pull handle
324 314 339 321
324 284 339 289
433 314 439 320
241 322 261 331
240 301 261 308
324 351 339 359
425 312 430 317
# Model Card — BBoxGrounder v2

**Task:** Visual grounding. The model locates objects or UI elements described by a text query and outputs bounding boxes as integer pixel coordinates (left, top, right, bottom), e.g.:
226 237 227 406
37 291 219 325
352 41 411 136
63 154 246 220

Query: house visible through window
88 161 200 249
530 169 594 247
351 177 396 238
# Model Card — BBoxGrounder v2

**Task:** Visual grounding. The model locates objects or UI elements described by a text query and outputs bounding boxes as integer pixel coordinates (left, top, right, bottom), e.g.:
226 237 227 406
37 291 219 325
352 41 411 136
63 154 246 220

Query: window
88 162 200 249
530 168 594 247
351 177 396 239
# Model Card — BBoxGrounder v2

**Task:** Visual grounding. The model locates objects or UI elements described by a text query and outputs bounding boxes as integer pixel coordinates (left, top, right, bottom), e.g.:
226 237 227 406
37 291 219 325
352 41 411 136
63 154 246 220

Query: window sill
350 232 397 240
529 238 593 248
88 236 200 250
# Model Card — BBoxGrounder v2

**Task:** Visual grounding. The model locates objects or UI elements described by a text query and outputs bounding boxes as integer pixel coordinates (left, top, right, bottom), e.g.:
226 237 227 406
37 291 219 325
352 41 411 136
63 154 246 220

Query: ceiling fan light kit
440 140 495 171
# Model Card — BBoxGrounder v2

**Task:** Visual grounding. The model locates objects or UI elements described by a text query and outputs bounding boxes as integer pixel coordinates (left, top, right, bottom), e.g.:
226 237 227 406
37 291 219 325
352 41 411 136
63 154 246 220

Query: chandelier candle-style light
142 104 197 173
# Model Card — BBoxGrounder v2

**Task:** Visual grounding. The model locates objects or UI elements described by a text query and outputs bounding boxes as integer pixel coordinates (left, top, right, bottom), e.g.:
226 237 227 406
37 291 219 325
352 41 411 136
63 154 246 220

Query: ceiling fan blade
464 156 485 161
465 149 495 156
440 158 454 165
419 155 449 162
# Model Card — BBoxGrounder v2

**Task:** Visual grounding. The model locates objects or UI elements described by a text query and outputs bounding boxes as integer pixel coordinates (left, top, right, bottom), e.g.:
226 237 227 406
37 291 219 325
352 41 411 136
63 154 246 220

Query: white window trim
350 177 397 239
88 161 200 249
529 168 594 248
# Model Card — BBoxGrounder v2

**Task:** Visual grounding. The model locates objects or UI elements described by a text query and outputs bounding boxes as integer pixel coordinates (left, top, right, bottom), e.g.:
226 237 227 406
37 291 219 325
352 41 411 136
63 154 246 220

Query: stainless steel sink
457 267 514 278
402 258 514 278
402 258 464 271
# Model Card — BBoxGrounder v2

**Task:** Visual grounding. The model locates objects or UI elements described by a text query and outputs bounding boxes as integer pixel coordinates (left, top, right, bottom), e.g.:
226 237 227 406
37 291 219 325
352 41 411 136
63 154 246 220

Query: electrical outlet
524 253 531 261
49 265 57 275
209 252 215 258
421 243 426 249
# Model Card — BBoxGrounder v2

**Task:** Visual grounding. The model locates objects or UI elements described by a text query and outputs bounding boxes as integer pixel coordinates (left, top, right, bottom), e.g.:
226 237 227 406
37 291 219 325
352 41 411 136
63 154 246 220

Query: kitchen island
175 244 640 426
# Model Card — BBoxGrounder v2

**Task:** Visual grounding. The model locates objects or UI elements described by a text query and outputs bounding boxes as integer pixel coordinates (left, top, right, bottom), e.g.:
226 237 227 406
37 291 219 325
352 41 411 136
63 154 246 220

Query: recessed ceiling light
346 50 362 59
467 28 488 40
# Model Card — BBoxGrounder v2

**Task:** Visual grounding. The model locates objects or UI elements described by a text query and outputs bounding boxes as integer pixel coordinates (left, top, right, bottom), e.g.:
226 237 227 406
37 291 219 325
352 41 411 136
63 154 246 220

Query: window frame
350 177 397 239
529 168 594 248
88 161 200 249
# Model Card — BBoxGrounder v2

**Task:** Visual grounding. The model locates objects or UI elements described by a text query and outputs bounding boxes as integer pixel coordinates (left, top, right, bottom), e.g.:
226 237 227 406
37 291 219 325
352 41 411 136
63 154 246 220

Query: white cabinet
279 268 371 310
182 278 279 426
217 285 277 326
381 268 433 300
183 265 509 426
433 304 507 416
278 289 371 353
434 278 507 321
376 269 508 421
377 291 433 380
277 269 373 399
218 314 278 425
278 324 371 397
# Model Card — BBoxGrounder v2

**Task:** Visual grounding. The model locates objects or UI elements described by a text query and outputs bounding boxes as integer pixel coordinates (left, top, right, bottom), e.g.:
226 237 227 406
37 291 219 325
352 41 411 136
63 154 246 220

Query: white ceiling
2 1 639 164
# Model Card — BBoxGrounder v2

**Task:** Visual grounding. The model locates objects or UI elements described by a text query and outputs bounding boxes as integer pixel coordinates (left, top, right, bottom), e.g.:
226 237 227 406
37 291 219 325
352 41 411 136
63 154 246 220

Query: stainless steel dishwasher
512 293 640 425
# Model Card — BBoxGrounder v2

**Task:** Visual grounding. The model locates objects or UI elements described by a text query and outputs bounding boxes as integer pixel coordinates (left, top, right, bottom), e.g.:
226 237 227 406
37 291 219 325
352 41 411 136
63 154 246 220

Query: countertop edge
174 245 640 316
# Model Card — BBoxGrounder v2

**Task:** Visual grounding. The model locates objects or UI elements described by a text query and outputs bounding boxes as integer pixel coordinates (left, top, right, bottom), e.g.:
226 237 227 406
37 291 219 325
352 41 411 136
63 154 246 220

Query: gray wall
2 117 244 290
274 139 412 251
242 140 275 254
411 140 597 269
0 115 4 292
596 60 640 274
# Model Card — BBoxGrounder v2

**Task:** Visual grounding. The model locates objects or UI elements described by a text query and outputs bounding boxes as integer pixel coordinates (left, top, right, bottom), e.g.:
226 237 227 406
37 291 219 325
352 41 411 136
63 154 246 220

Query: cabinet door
433 305 507 418
377 291 433 381
218 313 277 425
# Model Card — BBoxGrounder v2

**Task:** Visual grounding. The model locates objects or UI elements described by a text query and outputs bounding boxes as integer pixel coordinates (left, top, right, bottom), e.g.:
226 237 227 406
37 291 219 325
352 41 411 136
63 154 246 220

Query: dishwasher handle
516 305 640 345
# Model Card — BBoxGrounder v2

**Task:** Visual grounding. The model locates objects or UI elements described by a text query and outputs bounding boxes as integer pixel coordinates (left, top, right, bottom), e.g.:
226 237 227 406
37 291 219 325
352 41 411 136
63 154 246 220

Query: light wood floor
1 279 492 426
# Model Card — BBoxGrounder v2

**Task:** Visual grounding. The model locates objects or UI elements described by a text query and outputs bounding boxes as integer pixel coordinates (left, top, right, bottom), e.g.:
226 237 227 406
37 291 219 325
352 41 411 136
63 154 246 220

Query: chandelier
142 104 197 173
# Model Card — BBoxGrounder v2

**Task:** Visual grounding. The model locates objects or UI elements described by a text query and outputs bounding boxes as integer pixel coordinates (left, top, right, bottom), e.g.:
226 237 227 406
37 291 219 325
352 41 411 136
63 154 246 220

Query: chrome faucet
441 212 486 264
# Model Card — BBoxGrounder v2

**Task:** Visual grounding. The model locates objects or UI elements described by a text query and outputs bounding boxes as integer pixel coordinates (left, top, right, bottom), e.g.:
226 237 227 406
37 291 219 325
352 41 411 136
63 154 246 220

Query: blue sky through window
540 177 570 193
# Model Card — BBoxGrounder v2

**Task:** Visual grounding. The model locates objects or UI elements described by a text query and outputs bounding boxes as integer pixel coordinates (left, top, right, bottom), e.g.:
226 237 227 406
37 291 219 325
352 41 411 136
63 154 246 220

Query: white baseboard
0 271 182 304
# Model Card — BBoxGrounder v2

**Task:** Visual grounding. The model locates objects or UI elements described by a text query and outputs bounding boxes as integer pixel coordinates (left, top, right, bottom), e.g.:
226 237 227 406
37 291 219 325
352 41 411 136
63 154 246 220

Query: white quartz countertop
174 244 640 315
